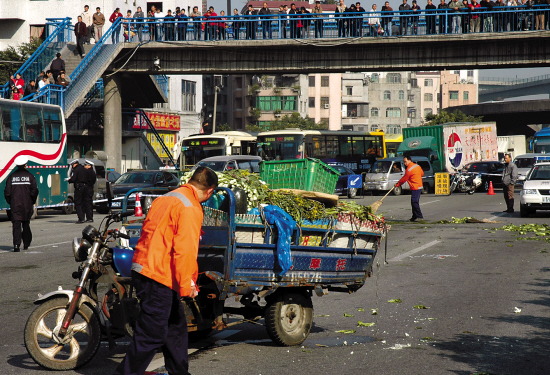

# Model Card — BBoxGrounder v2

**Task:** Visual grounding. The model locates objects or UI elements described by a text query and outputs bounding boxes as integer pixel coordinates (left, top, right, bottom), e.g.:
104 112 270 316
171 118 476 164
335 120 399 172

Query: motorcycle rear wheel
24 297 101 370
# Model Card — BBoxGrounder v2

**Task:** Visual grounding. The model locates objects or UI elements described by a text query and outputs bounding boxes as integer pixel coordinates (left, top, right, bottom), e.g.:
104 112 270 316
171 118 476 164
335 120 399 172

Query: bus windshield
182 138 226 166
257 134 303 161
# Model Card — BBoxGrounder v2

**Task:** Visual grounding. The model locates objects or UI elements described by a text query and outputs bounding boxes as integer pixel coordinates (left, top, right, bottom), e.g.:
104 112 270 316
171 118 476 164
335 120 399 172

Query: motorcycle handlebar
110 211 134 222
117 232 130 240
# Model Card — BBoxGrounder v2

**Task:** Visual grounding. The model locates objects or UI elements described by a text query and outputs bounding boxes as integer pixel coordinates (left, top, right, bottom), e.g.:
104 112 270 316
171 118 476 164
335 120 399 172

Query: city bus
176 131 258 169
0 98 70 215
256 130 386 173
385 134 403 157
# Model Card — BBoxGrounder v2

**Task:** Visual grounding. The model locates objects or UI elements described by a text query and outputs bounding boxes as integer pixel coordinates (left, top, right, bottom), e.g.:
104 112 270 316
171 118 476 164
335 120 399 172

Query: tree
422 110 483 126
0 38 42 85
246 112 328 132
216 123 231 131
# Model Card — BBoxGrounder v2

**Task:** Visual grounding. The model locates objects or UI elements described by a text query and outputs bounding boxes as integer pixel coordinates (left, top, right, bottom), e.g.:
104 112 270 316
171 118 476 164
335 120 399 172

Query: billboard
443 124 498 172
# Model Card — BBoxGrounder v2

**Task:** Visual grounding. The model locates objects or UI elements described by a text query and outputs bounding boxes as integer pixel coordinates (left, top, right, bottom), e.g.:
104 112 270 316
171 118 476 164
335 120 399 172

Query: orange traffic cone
487 181 496 195
134 193 143 216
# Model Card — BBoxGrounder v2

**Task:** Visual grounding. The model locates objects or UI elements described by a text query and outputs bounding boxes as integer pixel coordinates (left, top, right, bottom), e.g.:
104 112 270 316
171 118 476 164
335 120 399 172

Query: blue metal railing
1 17 72 99
22 84 65 108
154 75 169 97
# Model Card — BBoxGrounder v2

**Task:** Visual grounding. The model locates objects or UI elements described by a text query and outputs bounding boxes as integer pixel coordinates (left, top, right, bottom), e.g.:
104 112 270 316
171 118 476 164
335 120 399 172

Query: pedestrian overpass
5 13 550 171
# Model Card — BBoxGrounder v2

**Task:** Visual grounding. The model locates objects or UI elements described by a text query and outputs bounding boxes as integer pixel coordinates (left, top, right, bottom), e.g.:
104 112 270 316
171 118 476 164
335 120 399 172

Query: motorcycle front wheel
24 297 101 370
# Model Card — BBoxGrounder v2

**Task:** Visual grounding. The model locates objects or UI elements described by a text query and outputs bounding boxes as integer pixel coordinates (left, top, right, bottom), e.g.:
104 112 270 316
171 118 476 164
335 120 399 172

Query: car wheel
422 183 429 194
393 186 402 196
347 188 357 198
520 204 529 217
61 197 74 215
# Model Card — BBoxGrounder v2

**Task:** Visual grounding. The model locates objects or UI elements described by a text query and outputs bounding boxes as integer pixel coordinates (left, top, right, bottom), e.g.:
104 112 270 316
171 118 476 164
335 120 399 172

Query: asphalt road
1 188 549 375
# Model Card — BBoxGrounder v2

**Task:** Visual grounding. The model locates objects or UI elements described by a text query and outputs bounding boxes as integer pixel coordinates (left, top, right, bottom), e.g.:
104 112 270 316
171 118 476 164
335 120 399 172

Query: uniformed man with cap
4 155 38 252
68 159 88 223
83 159 97 222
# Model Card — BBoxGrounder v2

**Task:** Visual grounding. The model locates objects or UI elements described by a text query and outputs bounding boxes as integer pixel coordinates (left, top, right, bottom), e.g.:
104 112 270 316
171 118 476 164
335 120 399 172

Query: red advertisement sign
133 112 180 132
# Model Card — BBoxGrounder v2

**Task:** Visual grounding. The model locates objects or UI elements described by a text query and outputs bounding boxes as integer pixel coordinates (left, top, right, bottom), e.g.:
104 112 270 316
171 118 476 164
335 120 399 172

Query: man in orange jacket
395 155 424 221
115 167 218 375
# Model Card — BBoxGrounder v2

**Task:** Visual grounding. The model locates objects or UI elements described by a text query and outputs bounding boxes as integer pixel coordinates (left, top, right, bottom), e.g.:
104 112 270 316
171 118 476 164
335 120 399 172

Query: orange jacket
132 184 203 297
397 162 424 190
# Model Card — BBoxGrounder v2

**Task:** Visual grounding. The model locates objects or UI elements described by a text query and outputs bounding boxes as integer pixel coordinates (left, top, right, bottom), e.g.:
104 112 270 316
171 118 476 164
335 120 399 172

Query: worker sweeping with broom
396 155 424 222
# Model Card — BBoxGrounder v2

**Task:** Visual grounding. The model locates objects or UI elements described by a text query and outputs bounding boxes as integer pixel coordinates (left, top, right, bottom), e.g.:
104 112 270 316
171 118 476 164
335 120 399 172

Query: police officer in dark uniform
83 159 97 222
68 160 88 224
4 155 38 252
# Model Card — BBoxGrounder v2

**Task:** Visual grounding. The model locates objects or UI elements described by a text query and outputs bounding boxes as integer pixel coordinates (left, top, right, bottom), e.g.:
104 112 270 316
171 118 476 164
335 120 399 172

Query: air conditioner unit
324 104 330 109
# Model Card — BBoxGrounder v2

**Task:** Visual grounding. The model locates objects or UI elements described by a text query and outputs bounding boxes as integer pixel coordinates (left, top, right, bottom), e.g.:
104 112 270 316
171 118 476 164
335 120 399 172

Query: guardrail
22 84 65 108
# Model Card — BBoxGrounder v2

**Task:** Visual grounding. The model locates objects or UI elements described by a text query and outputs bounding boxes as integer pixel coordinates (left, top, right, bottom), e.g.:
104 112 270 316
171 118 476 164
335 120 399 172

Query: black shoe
503 209 509 212
23 244 29 250
86 219 93 223
506 209 514 213
75 220 85 224
14 245 20 252
409 217 417 222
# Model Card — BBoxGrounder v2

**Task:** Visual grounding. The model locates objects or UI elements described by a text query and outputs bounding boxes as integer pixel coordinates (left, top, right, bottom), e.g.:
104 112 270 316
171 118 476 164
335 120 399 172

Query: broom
370 186 395 214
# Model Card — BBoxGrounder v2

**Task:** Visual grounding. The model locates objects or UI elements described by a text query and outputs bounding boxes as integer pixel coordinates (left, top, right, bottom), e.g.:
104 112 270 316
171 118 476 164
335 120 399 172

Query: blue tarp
262 205 296 276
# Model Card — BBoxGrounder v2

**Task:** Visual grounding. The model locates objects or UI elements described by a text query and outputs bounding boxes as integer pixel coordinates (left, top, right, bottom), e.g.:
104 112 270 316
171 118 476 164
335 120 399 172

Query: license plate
368 185 376 190
543 197 550 203
111 201 121 207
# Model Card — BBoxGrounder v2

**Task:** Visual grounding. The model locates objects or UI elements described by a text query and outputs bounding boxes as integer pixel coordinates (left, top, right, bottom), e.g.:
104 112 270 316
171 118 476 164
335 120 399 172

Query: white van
513 153 550 184
364 156 435 195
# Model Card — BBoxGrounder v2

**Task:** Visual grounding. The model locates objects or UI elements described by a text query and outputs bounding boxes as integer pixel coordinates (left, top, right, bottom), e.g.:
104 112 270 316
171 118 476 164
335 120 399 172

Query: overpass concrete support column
104 75 122 172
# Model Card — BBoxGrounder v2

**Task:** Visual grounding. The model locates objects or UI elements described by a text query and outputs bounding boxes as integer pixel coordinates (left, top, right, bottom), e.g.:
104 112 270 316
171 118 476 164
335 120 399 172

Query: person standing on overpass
395 155 424 221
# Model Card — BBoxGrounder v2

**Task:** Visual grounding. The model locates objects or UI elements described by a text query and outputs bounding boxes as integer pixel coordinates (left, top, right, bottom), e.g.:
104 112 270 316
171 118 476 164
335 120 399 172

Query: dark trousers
337 19 346 37
315 20 323 37
503 184 514 211
12 220 31 247
177 26 186 40
262 21 272 38
411 189 423 219
74 184 85 221
84 185 93 221
115 272 190 375
76 36 86 57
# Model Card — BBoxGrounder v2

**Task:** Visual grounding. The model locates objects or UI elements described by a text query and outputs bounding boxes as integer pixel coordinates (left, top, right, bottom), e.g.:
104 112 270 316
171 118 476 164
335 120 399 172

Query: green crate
259 158 340 194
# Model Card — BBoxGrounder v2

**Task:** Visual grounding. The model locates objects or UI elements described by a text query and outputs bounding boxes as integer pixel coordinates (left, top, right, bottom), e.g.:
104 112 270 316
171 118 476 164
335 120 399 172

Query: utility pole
212 86 220 134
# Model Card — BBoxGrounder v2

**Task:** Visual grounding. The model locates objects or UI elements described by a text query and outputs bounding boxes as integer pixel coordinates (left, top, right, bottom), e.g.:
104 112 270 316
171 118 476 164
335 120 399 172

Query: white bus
175 131 258 169
0 99 70 214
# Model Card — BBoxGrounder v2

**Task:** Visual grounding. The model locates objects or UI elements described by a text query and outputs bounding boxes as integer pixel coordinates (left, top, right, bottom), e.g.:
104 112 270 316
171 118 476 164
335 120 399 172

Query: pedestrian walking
68 160 88 224
502 153 518 213
395 155 424 221
4 155 38 252
74 16 87 58
93 7 105 41
114 167 218 375
83 160 96 222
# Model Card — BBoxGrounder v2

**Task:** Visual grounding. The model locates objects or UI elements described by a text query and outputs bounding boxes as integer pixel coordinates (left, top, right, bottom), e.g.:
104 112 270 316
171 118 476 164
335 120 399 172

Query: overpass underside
108 31 550 74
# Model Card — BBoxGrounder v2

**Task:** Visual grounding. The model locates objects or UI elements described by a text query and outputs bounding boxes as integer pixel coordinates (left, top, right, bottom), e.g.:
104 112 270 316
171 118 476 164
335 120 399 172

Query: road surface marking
146 330 241 372
27 241 72 249
420 199 441 206
390 240 441 261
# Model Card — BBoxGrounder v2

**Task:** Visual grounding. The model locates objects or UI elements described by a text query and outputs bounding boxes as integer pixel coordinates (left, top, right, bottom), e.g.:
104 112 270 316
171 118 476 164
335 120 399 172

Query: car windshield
370 161 392 174
115 172 155 184
515 157 535 169
193 161 227 172
527 165 550 180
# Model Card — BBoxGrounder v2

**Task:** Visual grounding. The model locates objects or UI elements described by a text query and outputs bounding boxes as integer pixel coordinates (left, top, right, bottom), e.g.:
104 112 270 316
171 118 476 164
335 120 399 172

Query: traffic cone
487 181 496 195
134 193 143 216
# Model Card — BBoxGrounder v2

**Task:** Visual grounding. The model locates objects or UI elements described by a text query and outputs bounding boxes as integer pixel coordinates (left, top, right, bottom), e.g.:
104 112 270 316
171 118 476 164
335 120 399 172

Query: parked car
519 162 550 217
106 170 121 182
363 156 435 195
95 170 180 214
191 155 262 173
514 153 549 184
330 165 359 198
462 161 504 191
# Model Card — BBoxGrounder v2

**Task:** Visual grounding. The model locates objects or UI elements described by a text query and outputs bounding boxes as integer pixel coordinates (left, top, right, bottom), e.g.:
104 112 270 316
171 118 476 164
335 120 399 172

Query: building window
370 107 379 117
383 91 391 100
235 77 242 89
181 80 196 112
424 93 433 102
424 108 433 117
408 94 414 102
321 76 329 87
320 97 329 107
424 79 433 87
454 70 460 75
371 73 379 83
407 107 416 118
309 97 315 108
398 90 405 100
346 86 353 96
386 107 401 118
256 96 297 111
309 76 315 87
387 73 402 84
464 91 469 100
370 124 379 131
449 91 459 100
347 104 358 117
410 78 418 88
467 70 474 77
387 124 401 134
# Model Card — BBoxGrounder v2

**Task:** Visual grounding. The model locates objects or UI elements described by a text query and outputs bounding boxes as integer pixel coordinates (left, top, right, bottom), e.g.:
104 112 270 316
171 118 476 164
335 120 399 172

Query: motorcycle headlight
82 225 100 243
73 237 92 262
523 189 539 195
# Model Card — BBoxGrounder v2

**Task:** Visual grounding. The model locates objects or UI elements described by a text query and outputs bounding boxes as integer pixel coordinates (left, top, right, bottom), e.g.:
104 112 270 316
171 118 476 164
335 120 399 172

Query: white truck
497 135 526 161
